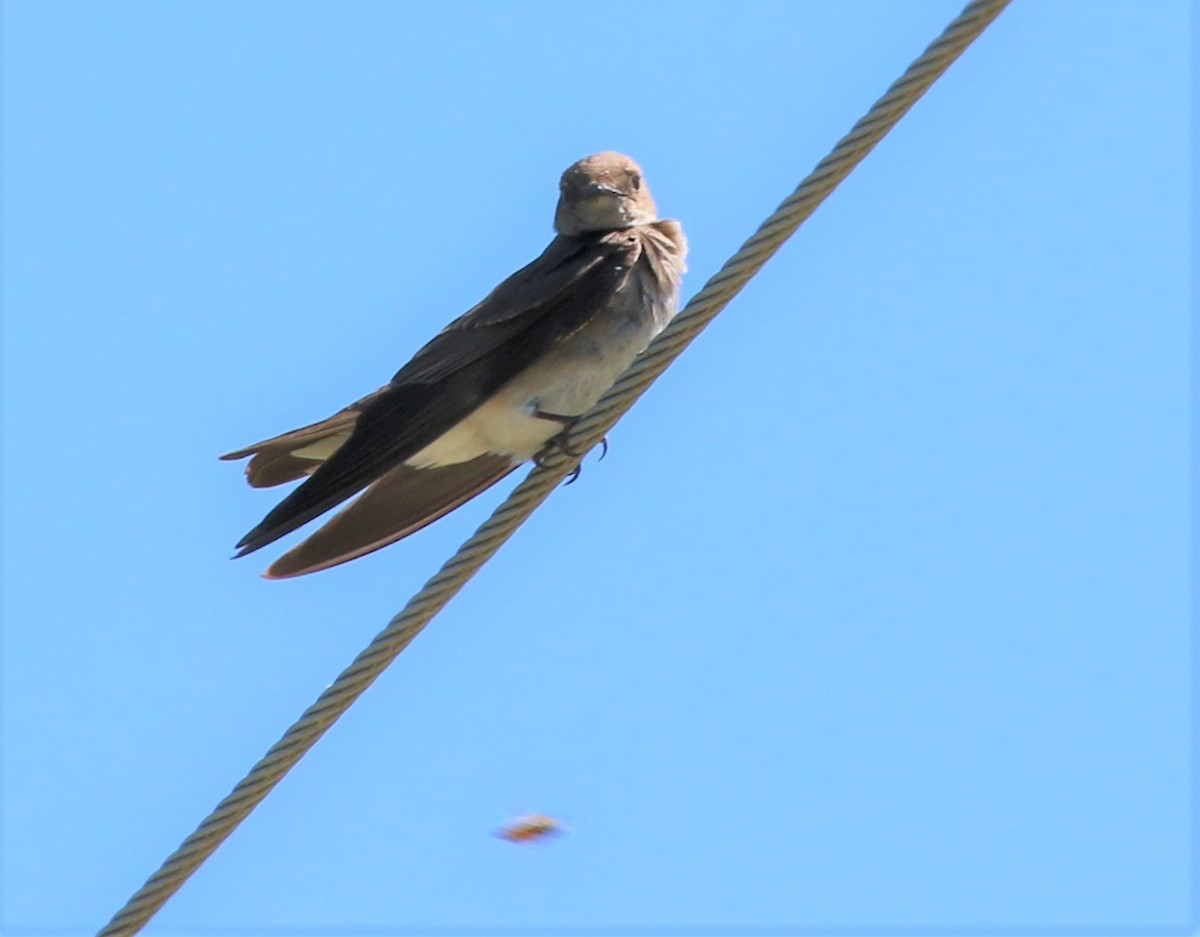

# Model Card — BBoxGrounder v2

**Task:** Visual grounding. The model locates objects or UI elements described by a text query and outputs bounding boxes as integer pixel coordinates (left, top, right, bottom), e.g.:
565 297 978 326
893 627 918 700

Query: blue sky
2 1 1191 933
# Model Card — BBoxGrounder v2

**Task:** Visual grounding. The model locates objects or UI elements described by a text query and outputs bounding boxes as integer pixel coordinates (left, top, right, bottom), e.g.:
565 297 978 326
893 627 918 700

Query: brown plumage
223 152 687 578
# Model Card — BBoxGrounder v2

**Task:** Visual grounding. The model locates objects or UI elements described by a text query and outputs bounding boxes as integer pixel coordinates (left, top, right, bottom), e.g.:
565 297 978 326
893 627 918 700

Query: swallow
223 151 687 578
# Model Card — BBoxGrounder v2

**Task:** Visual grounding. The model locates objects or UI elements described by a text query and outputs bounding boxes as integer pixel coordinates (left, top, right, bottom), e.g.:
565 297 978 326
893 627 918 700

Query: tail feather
221 404 364 488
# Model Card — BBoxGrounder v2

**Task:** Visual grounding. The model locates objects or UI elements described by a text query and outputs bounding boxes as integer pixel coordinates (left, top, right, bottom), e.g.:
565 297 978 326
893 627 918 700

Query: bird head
554 151 658 236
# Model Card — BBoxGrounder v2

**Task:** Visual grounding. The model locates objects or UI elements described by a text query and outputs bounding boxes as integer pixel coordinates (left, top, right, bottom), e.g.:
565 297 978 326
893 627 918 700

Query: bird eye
630 173 641 191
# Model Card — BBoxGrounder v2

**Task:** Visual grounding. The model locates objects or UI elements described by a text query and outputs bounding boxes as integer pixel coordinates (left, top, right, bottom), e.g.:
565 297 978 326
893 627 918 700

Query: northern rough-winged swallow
224 152 687 578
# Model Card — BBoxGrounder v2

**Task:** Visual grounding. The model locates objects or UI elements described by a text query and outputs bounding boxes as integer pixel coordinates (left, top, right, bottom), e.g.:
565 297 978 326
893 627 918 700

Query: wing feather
263 455 518 578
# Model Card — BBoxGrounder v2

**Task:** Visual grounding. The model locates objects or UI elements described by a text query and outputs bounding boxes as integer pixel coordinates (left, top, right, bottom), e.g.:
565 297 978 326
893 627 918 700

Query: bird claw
559 435 609 486
532 427 611 486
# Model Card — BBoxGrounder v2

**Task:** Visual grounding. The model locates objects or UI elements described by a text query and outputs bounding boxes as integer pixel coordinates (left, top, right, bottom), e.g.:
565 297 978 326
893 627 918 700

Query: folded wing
264 454 519 578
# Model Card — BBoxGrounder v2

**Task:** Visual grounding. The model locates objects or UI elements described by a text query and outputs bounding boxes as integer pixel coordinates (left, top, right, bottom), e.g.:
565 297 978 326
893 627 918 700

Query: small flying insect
495 813 565 844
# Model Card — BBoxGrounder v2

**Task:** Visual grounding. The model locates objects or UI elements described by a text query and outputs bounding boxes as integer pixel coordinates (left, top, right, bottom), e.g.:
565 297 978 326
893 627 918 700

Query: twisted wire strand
97 1 1009 932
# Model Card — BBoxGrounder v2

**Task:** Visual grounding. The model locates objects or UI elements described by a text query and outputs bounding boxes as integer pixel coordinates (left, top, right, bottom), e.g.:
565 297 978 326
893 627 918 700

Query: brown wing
263 454 519 578
233 230 639 558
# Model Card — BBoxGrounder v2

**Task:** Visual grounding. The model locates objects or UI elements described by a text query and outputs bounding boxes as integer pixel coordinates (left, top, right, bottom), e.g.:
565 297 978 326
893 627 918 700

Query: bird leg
532 409 609 483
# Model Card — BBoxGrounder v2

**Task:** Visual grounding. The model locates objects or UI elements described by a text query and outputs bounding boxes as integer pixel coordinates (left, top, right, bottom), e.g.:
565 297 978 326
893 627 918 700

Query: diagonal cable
97 1 1010 932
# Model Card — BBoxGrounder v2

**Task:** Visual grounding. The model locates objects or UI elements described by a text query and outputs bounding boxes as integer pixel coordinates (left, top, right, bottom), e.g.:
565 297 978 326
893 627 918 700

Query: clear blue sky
2 1 1191 933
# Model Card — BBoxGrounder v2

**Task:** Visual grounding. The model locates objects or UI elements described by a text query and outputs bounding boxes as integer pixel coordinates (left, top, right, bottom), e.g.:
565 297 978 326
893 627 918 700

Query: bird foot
531 409 609 484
